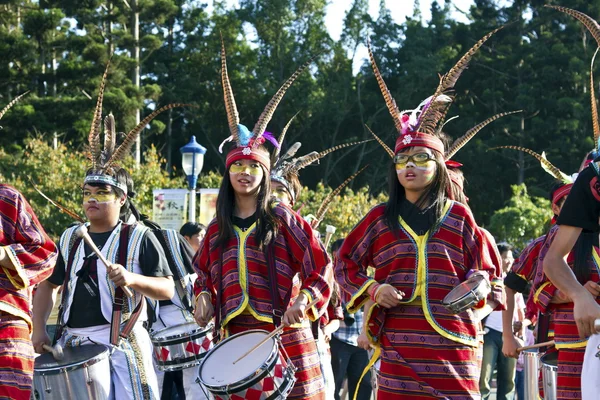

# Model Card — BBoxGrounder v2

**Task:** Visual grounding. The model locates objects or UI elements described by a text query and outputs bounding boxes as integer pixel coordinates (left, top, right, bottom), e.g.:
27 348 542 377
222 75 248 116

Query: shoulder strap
213 249 223 341
52 235 83 345
110 224 145 345
154 230 193 313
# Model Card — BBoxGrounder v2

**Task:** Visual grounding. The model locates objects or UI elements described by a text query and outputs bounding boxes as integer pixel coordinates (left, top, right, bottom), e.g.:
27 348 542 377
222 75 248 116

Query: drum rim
34 345 110 375
156 353 207 371
151 322 213 344
442 275 491 314
198 329 280 392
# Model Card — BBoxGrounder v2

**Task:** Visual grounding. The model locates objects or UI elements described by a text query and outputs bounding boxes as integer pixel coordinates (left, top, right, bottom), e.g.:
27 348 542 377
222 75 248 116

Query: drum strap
52 236 83 345
154 231 193 314
213 249 224 341
110 224 145 346
265 243 292 328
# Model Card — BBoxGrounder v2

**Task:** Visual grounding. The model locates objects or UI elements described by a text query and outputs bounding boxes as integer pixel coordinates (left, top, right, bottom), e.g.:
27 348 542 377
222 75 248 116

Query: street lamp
180 135 207 222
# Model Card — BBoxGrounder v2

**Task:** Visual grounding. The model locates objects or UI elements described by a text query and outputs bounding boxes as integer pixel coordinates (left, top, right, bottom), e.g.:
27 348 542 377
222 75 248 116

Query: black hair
497 242 513 255
548 181 566 202
180 222 206 237
215 146 279 250
384 149 450 235
331 238 345 253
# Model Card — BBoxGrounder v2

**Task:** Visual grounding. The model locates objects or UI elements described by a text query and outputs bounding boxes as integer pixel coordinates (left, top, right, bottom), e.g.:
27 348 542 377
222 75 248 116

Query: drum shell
523 349 541 400
32 345 110 400
151 322 214 372
540 352 558 400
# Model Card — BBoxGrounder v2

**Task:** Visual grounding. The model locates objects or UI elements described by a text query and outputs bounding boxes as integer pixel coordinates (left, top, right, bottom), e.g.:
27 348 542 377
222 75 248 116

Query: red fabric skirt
555 347 584 400
227 314 325 400
376 305 482 399
0 317 34 400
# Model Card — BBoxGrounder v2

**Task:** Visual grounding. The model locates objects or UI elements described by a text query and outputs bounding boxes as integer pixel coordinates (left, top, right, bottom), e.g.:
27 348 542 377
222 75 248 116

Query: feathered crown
84 60 188 192
219 36 315 170
491 145 575 205
0 92 29 127
367 27 503 155
269 113 372 202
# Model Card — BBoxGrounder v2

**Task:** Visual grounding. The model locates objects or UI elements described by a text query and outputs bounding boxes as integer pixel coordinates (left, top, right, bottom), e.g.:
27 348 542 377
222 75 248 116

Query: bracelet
369 283 381 302
373 284 387 304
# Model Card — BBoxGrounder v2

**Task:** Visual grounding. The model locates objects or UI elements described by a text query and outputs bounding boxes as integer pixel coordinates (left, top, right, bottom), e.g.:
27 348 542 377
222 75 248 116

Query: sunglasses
393 152 435 165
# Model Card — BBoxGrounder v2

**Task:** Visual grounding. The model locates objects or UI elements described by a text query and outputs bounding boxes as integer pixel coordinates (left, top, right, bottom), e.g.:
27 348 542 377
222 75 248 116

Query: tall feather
289 139 373 174
280 142 302 162
272 111 301 164
28 176 85 223
416 26 504 135
221 35 240 146
367 39 402 133
546 5 600 45
445 110 521 160
490 145 572 183
315 165 369 222
0 91 29 122
101 113 117 165
88 60 111 171
591 48 600 145
365 124 394 158
251 54 317 145
106 103 189 169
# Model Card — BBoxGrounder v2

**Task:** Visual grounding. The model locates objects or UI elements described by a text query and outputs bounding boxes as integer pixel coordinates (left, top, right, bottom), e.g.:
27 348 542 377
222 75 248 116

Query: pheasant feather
367 39 402 133
221 35 240 146
591 48 600 145
491 145 572 183
315 165 368 222
0 91 29 122
445 110 521 160
289 139 373 174
365 124 394 158
29 177 85 223
546 5 600 46
88 60 111 171
272 111 301 164
101 113 117 165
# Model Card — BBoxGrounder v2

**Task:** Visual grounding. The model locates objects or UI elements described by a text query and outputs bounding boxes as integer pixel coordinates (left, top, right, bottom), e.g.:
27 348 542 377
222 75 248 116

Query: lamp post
180 136 207 222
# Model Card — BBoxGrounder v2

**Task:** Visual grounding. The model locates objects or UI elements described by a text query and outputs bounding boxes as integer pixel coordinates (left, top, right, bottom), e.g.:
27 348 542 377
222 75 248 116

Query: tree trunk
131 0 141 167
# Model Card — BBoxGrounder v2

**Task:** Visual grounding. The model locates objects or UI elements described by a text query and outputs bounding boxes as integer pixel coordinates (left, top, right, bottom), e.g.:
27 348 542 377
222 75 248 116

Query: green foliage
488 184 553 250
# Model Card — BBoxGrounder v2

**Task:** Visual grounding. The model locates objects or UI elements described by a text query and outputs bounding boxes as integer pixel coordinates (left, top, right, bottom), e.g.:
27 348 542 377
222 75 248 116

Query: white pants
151 304 209 399
61 323 159 400
582 333 600 400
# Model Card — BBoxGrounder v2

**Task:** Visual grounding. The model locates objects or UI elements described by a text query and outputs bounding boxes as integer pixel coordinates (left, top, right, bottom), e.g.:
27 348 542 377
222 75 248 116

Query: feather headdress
491 145 575 205
270 114 372 203
84 61 188 192
0 91 29 127
368 26 502 155
220 36 315 171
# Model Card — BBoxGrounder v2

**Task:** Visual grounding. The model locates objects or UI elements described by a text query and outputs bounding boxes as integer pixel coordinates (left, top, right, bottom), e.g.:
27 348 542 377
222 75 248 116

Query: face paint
229 163 262 176
271 186 292 204
83 192 117 204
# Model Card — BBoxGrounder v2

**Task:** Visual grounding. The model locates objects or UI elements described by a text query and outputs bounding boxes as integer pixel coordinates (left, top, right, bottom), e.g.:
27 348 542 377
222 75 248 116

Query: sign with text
198 188 219 226
152 189 188 230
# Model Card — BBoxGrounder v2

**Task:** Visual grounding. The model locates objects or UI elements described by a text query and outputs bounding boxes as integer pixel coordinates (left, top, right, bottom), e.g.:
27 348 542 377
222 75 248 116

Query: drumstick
42 344 64 361
76 225 134 298
233 297 320 365
517 340 555 353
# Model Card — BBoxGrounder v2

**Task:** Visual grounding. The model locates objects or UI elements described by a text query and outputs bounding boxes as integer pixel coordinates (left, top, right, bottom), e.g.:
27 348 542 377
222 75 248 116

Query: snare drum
198 329 296 400
442 274 491 314
150 322 214 372
541 351 558 400
32 344 110 400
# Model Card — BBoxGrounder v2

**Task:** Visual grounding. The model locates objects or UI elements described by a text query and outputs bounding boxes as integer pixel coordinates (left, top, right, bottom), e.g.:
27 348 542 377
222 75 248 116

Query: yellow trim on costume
516 273 527 281
534 281 552 305
399 201 477 347
354 345 381 400
346 279 378 314
555 340 587 349
0 301 31 331
592 247 600 270
2 246 28 290
300 289 319 322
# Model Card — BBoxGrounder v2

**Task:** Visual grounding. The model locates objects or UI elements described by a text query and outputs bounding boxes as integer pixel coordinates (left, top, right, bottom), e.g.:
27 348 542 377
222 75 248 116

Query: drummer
193 41 331 399
334 29 505 398
32 67 174 400
0 94 58 400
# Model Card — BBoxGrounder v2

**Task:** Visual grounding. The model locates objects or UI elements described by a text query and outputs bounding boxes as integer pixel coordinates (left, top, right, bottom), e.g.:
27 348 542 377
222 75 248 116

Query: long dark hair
384 149 450 234
215 150 279 250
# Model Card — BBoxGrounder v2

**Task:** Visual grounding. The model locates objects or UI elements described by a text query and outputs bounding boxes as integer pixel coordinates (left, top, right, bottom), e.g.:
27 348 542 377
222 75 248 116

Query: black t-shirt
233 213 257 231
399 199 436 236
557 166 600 232
48 226 172 328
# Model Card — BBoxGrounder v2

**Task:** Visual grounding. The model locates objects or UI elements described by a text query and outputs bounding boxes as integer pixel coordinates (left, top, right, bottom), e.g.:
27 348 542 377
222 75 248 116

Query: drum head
540 351 558 367
200 330 275 387
34 344 109 371
152 322 206 341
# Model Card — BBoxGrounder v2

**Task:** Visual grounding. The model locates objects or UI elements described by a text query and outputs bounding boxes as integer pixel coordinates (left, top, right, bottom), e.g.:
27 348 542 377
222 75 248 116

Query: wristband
370 283 381 302
373 284 387 304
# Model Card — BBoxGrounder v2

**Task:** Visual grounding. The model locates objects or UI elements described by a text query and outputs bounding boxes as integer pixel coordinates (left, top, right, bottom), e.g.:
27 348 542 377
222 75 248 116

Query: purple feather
263 131 280 149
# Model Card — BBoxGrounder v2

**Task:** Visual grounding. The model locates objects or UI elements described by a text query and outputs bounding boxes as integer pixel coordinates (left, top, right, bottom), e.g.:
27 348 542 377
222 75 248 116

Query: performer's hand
502 333 522 359
283 296 309 327
194 293 214 328
372 284 403 309
584 281 600 298
32 330 51 354
357 332 371 350
573 292 600 338
108 263 135 288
